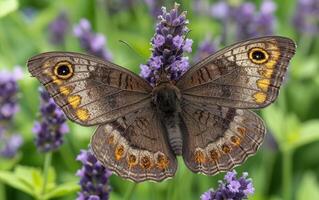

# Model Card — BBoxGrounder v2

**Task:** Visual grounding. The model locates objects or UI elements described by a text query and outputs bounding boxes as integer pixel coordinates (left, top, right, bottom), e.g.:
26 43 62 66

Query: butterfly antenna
118 40 145 63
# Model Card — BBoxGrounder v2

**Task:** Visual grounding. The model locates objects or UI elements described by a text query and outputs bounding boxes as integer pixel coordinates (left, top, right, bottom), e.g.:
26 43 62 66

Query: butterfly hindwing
177 36 296 109
180 101 265 175
27 52 152 126
91 106 178 182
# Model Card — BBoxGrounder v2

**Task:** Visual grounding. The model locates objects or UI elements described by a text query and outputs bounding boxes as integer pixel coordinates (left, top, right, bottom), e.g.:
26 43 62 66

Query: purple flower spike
200 170 255 200
76 149 112 200
73 19 112 61
49 12 69 45
0 67 23 158
207 0 277 43
140 3 193 85
32 88 69 152
193 36 218 63
293 0 319 34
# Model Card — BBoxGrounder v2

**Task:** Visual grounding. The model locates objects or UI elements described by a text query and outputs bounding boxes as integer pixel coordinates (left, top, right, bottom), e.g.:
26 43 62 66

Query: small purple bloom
205 0 277 43
200 170 255 200
76 149 112 200
153 34 165 47
0 67 23 158
73 19 112 61
32 88 69 152
193 36 217 63
140 3 193 85
48 12 69 45
293 0 319 34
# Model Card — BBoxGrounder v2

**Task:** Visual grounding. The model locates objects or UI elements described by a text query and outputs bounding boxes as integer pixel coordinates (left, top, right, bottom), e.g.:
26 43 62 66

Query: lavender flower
0 68 23 158
193 36 218 63
139 3 193 84
32 88 69 152
73 19 112 61
293 0 319 34
209 0 277 43
200 170 255 200
48 12 69 45
76 149 112 200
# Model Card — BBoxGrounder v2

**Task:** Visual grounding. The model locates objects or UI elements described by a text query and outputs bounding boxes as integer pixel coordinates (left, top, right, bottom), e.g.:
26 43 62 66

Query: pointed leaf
44 181 80 199
0 170 34 196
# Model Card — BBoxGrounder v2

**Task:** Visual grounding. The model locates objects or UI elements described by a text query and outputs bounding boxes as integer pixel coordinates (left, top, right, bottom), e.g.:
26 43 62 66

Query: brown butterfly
27 36 296 182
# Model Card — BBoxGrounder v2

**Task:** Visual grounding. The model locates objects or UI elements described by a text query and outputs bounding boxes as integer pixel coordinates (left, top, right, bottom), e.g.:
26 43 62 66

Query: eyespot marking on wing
248 47 269 64
53 61 74 80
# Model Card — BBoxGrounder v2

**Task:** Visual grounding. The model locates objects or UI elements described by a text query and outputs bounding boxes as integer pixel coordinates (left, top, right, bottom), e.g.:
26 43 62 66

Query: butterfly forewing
180 101 265 175
91 106 178 182
177 36 296 109
27 52 152 126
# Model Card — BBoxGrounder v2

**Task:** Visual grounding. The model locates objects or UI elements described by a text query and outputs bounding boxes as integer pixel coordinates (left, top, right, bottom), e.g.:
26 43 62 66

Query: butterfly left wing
180 101 265 175
91 105 178 182
27 52 152 126
177 36 296 109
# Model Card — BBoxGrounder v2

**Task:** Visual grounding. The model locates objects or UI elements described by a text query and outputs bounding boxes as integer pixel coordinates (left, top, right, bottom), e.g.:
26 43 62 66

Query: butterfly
27 36 296 182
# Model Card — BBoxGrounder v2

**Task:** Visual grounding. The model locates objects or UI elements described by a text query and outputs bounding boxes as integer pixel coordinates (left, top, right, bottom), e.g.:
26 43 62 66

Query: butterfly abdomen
163 114 183 155
153 83 183 155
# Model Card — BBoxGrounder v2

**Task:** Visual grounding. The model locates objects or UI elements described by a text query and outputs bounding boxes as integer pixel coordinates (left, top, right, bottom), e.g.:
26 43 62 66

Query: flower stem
123 182 137 200
41 152 52 197
282 149 293 200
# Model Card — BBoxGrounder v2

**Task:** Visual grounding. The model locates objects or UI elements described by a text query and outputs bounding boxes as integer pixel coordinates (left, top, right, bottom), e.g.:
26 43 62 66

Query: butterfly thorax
152 82 183 155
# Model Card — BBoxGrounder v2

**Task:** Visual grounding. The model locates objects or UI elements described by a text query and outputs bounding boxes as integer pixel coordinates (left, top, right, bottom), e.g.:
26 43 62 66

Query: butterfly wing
177 36 296 109
180 101 265 175
27 52 152 126
91 105 178 182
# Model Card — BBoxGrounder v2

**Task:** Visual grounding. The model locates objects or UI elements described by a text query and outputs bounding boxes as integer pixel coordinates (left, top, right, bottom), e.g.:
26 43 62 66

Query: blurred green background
0 0 319 199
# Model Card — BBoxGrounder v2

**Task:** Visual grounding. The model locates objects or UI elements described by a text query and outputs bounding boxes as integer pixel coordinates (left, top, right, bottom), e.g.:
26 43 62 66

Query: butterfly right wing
91 105 178 182
180 101 265 175
27 52 152 126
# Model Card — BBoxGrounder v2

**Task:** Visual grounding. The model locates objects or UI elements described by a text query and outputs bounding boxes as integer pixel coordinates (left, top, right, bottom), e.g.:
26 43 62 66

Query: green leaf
0 0 18 18
293 120 319 149
0 170 34 197
44 181 80 199
297 172 319 200
0 153 22 170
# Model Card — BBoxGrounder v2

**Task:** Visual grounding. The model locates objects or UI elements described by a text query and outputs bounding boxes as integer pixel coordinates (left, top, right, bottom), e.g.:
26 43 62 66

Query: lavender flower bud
0 67 23 158
48 12 69 45
73 19 112 61
200 170 255 200
140 3 193 85
32 88 69 153
76 149 112 200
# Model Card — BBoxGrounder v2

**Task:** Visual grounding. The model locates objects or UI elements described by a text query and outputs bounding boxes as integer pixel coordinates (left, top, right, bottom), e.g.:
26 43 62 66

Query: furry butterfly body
27 36 296 182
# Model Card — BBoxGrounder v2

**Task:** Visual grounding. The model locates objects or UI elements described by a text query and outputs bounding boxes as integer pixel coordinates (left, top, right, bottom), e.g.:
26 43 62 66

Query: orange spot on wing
230 136 241 146
222 144 231 153
156 153 169 170
127 154 138 169
140 156 152 169
194 149 206 164
68 95 81 108
257 79 270 92
76 108 90 121
115 145 125 161
237 127 247 136
209 149 219 161
59 86 71 96
253 92 267 104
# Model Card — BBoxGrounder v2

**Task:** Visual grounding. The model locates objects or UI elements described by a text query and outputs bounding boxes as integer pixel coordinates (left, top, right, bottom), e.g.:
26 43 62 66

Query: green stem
282 149 293 200
41 152 52 198
0 183 5 200
123 183 137 200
